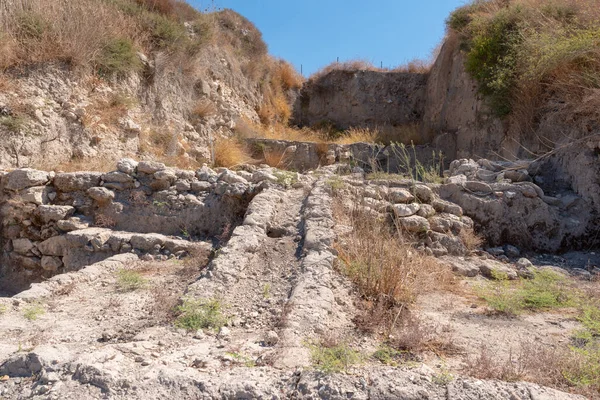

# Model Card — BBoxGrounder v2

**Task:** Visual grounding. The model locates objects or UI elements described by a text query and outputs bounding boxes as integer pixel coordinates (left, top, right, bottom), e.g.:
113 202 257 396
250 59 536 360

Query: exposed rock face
293 70 427 130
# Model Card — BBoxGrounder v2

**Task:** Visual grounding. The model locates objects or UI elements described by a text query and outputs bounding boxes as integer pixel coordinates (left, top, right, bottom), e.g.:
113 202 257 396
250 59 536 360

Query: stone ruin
0 159 284 295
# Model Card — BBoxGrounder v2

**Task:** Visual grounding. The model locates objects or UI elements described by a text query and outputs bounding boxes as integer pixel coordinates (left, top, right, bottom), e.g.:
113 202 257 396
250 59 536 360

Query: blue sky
190 0 467 76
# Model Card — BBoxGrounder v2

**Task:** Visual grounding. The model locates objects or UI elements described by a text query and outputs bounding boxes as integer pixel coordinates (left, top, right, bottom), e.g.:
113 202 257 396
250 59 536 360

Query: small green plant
0 115 27 133
95 37 142 77
325 176 345 192
477 269 574 316
273 171 298 187
262 283 271 299
116 269 147 292
153 200 168 208
146 13 187 49
372 345 408 367
175 298 227 332
225 352 256 367
433 363 454 385
309 342 361 373
0 304 7 315
22 303 45 321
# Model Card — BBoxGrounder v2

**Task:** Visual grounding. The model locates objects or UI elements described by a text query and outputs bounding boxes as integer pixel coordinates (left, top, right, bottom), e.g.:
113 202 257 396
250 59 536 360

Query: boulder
102 171 134 184
37 236 68 256
412 184 434 203
479 259 518 280
87 187 115 205
35 205 75 223
12 238 34 255
219 170 248 185
116 158 138 175
54 172 102 192
41 256 63 271
388 188 414 204
417 204 436 218
399 215 430 233
4 169 49 191
138 161 165 174
56 217 90 232
392 203 420 217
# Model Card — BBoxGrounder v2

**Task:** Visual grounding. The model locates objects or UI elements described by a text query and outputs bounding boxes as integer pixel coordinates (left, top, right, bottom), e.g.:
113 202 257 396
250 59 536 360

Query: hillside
0 0 302 169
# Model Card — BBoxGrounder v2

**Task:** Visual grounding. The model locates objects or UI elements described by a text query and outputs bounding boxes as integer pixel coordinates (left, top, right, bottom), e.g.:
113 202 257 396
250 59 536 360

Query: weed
325 176 345 192
459 227 484 251
0 304 6 315
262 283 271 299
225 352 256 367
372 345 409 366
433 363 454 385
22 303 45 321
175 298 227 332
95 38 142 77
0 115 27 133
309 341 361 373
273 171 298 187
477 268 575 316
116 269 147 292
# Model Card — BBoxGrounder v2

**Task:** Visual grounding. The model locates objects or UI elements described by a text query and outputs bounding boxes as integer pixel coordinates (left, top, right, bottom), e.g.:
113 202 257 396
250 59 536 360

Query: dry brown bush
213 137 251 168
94 214 117 228
334 202 453 307
459 227 485 251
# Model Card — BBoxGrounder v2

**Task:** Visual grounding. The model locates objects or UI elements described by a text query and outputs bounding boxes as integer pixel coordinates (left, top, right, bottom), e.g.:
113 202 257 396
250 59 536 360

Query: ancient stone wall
0 160 277 294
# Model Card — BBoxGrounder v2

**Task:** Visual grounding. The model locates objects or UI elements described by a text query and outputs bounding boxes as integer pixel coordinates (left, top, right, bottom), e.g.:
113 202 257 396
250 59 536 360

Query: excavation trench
0 168 258 296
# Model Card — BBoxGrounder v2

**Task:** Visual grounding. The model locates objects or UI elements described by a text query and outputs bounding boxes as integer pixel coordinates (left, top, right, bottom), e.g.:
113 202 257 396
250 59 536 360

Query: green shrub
96 38 142 77
116 269 147 291
175 298 227 331
372 345 409 367
309 342 361 373
146 13 187 49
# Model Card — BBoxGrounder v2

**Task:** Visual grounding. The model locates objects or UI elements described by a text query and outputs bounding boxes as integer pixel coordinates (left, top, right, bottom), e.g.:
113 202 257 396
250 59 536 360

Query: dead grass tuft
459 227 485 251
334 201 453 307
213 137 251 168
191 99 217 119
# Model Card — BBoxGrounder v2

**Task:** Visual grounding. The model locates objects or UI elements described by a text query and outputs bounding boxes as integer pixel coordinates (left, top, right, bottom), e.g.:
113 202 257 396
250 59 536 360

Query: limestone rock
116 158 138 175
479 259 518 280
35 205 75 223
417 204 436 218
4 169 49 191
412 184 433 203
54 172 102 192
388 188 414 204
57 217 90 232
392 203 420 217
87 187 115 205
138 161 166 174
102 171 133 184
399 215 430 233
219 170 248 185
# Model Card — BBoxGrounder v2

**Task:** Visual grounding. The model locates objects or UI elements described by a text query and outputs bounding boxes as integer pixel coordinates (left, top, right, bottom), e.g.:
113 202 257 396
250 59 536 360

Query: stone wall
0 160 279 294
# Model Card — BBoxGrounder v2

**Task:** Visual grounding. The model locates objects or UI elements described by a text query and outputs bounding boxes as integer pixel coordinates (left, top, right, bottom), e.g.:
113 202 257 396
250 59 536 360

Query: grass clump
96 38 142 77
0 304 7 315
175 298 227 332
22 303 45 321
213 138 250 168
309 341 361 373
0 115 27 133
372 345 410 367
477 268 573 316
116 269 147 292
273 170 298 187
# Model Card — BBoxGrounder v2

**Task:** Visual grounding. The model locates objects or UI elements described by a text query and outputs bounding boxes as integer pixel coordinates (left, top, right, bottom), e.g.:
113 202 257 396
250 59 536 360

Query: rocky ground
0 163 598 399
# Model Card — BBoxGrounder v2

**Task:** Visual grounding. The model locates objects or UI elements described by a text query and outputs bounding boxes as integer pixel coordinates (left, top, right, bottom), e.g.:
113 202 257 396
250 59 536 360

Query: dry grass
459 228 485 251
464 341 599 398
94 214 117 228
47 155 119 172
213 137 250 168
334 201 453 307
309 58 433 82
191 99 217 119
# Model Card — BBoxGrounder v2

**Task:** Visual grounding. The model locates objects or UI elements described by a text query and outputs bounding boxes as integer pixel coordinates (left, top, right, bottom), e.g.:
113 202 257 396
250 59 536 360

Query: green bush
146 13 187 49
0 115 27 133
175 298 227 331
22 304 45 321
96 38 142 77
16 12 48 40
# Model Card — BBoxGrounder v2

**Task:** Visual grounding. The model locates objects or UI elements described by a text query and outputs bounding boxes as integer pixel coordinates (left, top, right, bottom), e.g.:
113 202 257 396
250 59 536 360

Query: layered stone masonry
0 160 280 294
